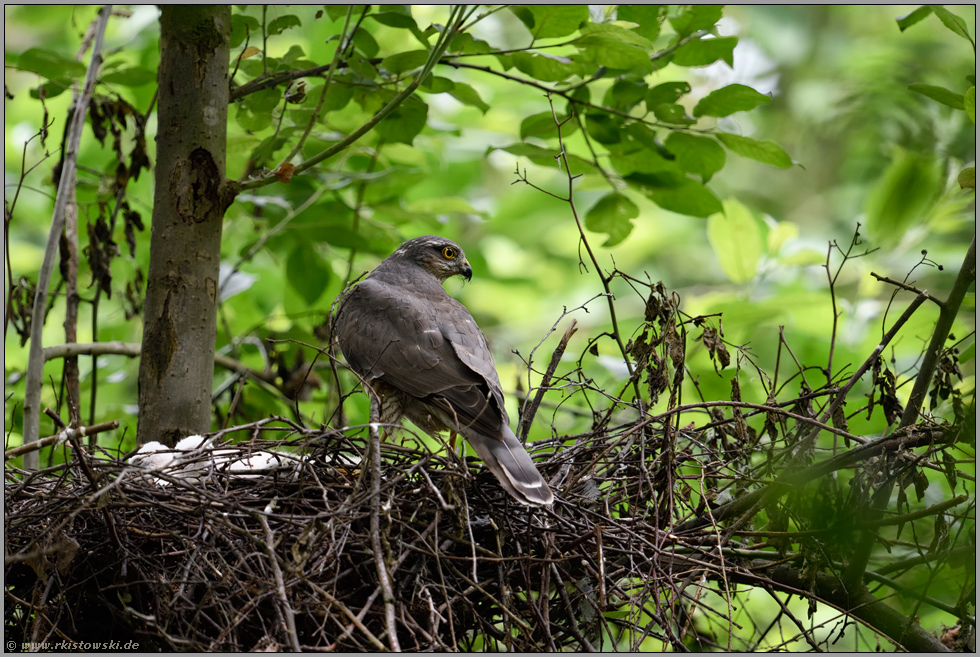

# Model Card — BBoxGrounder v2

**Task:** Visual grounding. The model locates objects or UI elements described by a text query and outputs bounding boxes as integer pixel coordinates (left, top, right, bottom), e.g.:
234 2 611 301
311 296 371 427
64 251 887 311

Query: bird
334 235 554 506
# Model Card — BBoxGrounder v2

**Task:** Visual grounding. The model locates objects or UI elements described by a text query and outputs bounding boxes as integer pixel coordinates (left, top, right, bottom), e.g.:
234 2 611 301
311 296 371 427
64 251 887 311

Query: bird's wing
336 278 505 436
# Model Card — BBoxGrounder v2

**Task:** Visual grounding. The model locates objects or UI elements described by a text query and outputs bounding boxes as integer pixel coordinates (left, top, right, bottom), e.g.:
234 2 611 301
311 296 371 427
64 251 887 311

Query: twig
531 94 644 410
800 290 930 455
258 514 301 652
306 581 387 651
518 319 578 440
870 272 941 305
368 397 400 652
899 236 975 428
4 421 119 461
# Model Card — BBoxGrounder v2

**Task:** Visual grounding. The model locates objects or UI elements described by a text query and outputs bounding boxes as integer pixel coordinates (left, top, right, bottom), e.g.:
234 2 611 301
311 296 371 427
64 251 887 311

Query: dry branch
22 5 111 469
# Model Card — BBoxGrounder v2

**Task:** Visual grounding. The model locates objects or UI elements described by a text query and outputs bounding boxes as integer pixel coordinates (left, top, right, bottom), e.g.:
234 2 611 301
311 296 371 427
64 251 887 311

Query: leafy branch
236 5 473 192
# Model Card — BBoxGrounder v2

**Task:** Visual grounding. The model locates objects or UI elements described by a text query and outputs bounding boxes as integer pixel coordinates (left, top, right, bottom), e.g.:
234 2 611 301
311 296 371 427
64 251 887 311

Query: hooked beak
461 259 473 282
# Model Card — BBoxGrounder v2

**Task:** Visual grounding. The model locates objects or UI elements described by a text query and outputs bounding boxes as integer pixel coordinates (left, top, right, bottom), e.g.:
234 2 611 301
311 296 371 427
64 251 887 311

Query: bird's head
393 235 472 282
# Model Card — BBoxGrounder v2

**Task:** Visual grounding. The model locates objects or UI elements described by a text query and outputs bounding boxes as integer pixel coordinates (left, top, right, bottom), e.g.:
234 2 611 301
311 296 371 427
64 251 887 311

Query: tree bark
137 6 235 446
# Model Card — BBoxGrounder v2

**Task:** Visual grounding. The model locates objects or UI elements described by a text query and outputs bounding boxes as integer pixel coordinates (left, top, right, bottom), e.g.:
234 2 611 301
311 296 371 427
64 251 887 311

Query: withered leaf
274 162 296 184
123 204 144 257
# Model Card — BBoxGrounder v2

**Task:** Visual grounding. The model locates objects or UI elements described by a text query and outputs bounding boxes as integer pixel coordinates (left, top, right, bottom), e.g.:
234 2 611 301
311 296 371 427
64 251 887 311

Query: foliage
3 4 976 653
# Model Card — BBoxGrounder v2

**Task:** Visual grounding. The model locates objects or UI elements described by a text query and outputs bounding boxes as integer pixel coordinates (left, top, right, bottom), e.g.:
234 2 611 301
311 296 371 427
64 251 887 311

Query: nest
4 415 730 652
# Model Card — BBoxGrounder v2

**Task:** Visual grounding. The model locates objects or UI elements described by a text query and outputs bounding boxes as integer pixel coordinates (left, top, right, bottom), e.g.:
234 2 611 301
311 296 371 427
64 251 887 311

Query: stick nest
6 418 721 652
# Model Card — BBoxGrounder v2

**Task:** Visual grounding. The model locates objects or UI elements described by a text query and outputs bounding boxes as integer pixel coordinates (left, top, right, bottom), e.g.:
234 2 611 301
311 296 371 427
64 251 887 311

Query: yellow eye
442 247 456 259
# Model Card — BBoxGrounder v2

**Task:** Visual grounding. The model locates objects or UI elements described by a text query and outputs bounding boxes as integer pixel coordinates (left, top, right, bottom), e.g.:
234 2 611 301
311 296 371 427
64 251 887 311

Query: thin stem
277 5 353 169
545 95 643 408
368 396 401 652
900 235 975 428
22 4 111 470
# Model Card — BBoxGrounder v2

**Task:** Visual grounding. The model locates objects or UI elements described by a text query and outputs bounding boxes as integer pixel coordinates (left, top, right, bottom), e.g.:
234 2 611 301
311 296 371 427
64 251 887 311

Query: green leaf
585 112 621 144
325 6 351 22
16 48 86 80
349 57 379 81
864 150 940 244
665 132 726 182
521 111 560 140
669 5 723 37
966 86 975 123
617 5 667 41
231 15 260 48
610 147 680 176
421 75 454 93
246 87 282 112
521 5 589 39
248 133 290 168
375 97 428 145
585 193 639 246
717 133 793 168
604 79 648 111
448 82 489 114
511 52 579 82
370 11 419 30
578 22 654 49
707 199 762 283
653 103 696 125
896 6 932 31
321 78 354 112
627 173 723 217
236 104 273 132
780 249 827 267
646 81 691 108
267 14 301 36
352 28 379 58
280 45 309 67
29 80 70 100
694 83 771 117
568 84 591 110
236 87 281 132
624 122 666 154
957 166 974 190
449 32 492 55
101 67 156 88
671 36 737 68
493 143 595 173
767 221 799 254
575 34 653 71
930 6 974 44
908 83 966 110
286 243 330 305
651 179 723 218
381 50 429 75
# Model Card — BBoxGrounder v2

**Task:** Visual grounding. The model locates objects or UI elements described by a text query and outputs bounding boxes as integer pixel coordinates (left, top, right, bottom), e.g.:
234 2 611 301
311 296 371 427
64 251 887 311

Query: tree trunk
137 6 235 446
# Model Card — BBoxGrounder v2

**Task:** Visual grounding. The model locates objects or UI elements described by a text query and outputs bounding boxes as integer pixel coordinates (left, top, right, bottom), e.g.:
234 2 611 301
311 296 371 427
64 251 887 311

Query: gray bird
335 235 554 506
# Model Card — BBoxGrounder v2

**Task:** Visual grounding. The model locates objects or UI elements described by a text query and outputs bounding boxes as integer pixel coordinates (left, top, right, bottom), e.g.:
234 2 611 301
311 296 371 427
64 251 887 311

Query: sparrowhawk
335 235 553 506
